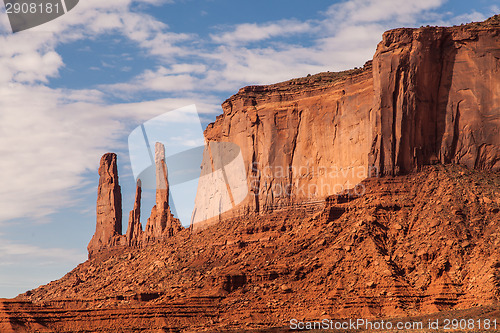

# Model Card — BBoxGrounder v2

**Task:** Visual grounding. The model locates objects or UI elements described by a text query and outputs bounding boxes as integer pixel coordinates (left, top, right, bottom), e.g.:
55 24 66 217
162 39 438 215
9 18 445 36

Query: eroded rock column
126 179 143 247
87 153 123 258
144 142 182 242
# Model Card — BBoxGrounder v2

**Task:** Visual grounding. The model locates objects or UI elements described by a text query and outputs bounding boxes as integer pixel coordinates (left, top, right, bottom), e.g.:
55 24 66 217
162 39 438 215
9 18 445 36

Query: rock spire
145 142 182 242
87 153 123 258
126 179 142 247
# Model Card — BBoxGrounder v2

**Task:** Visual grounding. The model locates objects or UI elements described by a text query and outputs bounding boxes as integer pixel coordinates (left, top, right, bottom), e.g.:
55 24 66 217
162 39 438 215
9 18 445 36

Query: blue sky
0 0 497 298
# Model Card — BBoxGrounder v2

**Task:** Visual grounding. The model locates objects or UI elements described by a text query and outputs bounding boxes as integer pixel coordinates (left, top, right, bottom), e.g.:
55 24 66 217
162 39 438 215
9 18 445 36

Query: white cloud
0 81 220 223
0 32 60 84
134 0 175 5
168 63 207 74
105 67 197 93
188 0 490 91
0 239 86 264
0 0 193 87
99 0 496 101
210 19 313 45
201 45 328 87
448 11 488 25
325 0 446 25
0 0 212 225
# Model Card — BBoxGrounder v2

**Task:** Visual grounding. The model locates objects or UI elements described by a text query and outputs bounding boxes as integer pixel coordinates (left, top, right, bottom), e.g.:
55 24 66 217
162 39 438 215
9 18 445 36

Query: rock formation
13 164 500 331
87 16 500 251
88 143 182 256
126 179 142 247
87 153 123 258
144 142 182 242
197 16 500 228
371 22 500 175
4 16 500 333
199 65 376 229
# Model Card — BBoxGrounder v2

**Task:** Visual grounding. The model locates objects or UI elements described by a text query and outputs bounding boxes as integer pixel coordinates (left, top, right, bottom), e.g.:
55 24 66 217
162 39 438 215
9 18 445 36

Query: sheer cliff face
372 24 500 175
202 19 500 220
204 68 375 217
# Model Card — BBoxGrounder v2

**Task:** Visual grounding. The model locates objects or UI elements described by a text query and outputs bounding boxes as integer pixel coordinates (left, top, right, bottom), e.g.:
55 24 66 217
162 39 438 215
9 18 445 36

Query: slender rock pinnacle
126 179 143 247
87 153 123 258
145 142 182 242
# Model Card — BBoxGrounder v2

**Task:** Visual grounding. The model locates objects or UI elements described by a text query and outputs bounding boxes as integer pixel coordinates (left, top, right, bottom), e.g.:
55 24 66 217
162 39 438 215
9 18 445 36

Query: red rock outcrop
126 179 142 247
190 141 250 229
144 142 182 242
13 165 500 331
200 65 376 228
89 144 182 256
197 16 500 228
371 19 500 175
87 153 123 258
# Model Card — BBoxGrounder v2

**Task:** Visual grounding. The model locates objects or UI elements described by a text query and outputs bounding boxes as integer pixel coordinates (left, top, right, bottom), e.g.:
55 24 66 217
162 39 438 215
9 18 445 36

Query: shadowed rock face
87 153 123 258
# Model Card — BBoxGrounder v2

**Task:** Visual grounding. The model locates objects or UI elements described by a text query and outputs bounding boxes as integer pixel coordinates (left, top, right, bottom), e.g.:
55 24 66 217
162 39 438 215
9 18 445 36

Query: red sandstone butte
197 16 500 229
